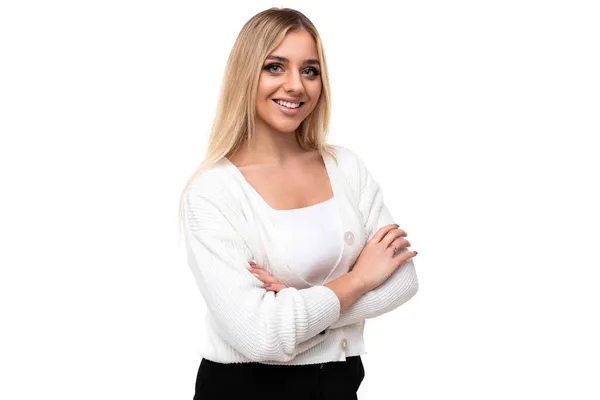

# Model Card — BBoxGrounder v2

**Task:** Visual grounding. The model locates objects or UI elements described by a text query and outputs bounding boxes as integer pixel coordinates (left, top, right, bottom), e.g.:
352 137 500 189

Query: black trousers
193 355 365 399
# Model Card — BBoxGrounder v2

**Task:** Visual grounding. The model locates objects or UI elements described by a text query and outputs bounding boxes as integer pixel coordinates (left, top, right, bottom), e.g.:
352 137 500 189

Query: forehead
269 29 319 61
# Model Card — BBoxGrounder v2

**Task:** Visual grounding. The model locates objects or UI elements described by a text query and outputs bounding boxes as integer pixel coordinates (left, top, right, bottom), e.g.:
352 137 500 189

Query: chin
270 120 303 133
275 126 300 134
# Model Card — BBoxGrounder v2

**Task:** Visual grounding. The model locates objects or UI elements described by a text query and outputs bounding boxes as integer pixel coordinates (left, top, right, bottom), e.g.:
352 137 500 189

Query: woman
179 7 419 399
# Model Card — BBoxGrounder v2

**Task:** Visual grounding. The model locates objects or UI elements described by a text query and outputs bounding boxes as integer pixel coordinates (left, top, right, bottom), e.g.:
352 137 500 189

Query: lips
273 99 304 104
272 99 304 116
272 99 304 109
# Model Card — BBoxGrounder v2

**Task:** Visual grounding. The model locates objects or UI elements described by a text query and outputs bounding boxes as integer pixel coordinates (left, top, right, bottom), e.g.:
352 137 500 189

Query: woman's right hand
350 224 418 293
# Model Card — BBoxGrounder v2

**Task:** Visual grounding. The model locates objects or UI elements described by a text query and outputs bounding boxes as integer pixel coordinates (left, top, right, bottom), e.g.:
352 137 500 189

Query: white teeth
275 99 301 109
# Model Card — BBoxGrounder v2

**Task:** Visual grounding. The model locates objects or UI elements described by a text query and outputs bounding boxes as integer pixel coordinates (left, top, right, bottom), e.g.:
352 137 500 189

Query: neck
233 120 307 167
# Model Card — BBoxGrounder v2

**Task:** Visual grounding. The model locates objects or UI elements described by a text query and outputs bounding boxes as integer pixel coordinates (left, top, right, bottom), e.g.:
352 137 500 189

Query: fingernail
414 251 418 255
246 266 253 270
252 273 260 277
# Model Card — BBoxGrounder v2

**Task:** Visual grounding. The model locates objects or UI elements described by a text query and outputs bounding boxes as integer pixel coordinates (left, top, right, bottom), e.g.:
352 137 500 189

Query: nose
283 70 304 93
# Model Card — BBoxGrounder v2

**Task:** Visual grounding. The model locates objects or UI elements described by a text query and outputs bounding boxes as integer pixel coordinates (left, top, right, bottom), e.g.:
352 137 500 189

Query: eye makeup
262 63 320 77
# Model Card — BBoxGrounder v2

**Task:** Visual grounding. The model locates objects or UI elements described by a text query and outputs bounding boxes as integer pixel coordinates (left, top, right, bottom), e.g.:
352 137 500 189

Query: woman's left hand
247 261 288 293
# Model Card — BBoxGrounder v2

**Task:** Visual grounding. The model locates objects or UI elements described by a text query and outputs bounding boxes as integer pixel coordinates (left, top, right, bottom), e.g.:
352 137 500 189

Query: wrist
347 271 369 295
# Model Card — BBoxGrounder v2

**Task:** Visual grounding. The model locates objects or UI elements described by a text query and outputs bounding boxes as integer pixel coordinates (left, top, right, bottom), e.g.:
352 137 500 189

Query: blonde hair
177 7 338 240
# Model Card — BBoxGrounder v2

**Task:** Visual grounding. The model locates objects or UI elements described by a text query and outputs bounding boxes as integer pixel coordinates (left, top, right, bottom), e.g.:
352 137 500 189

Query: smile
273 99 304 109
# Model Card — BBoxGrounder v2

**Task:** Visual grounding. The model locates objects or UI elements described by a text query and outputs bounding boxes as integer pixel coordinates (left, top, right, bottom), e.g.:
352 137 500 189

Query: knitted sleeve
183 189 341 362
328 150 419 329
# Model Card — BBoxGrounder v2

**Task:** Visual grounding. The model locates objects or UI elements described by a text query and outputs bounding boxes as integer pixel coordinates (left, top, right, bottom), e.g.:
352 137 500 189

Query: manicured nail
252 273 260 277
246 266 253 270
414 251 418 255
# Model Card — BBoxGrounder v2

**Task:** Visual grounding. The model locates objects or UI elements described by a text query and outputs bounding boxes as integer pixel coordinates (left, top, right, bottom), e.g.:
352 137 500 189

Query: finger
381 228 409 248
384 236 411 251
246 264 264 274
249 268 281 284
249 269 267 282
248 261 263 269
260 273 282 284
246 266 265 281
394 249 418 262
372 224 400 243
263 283 287 293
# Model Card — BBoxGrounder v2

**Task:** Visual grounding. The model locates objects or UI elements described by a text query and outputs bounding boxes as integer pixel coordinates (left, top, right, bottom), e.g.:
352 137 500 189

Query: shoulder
182 160 248 233
327 143 370 185
328 143 362 165
184 159 242 210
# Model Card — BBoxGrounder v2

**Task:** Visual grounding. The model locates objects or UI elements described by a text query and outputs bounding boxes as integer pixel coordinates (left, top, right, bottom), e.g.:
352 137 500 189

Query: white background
1 1 599 399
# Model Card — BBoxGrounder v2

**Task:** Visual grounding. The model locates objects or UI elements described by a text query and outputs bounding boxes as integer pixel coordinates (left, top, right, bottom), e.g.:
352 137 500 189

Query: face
255 29 322 135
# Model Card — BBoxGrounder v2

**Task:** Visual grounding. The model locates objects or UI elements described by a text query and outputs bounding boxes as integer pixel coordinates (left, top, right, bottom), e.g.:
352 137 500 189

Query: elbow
401 261 420 302
228 324 299 363
209 289 319 363
401 273 420 304
408 274 419 298
209 313 292 363
380 274 420 312
240 349 273 363
253 328 300 362
220 334 296 363
242 341 298 363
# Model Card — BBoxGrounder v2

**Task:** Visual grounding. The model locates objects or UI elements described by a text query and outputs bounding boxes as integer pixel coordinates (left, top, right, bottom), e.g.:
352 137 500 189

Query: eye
263 63 320 78
303 67 320 77
264 63 283 73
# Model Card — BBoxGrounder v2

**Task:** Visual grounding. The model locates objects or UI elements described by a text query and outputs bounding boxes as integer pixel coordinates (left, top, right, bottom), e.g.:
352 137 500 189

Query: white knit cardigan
183 144 419 365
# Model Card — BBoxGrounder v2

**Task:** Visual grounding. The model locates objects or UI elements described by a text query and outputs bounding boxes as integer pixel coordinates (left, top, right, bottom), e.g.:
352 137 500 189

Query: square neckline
222 153 336 212
220 148 347 288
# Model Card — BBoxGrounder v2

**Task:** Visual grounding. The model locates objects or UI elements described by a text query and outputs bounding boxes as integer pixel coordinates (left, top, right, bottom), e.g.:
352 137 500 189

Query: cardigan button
341 338 348 350
344 231 355 245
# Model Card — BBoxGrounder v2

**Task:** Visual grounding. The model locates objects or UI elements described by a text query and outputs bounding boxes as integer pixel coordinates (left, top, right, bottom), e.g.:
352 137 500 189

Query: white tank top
262 197 343 286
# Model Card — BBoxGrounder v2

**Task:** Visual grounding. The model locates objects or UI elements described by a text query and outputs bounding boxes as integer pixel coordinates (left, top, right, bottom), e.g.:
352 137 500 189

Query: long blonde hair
178 7 338 240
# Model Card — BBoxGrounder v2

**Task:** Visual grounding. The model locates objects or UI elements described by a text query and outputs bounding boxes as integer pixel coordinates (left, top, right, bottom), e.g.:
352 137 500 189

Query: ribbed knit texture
183 144 418 365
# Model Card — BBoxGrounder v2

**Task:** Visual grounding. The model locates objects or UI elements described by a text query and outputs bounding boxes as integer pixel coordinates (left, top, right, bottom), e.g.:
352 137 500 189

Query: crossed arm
184 152 418 362
247 154 419 331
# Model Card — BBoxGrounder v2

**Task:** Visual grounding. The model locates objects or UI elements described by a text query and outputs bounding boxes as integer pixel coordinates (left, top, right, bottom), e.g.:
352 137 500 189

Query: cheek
255 99 272 120
310 81 322 101
307 83 322 109
257 76 279 98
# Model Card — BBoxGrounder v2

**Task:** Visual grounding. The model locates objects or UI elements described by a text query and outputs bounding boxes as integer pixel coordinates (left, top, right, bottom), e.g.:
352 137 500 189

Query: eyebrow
266 55 320 66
